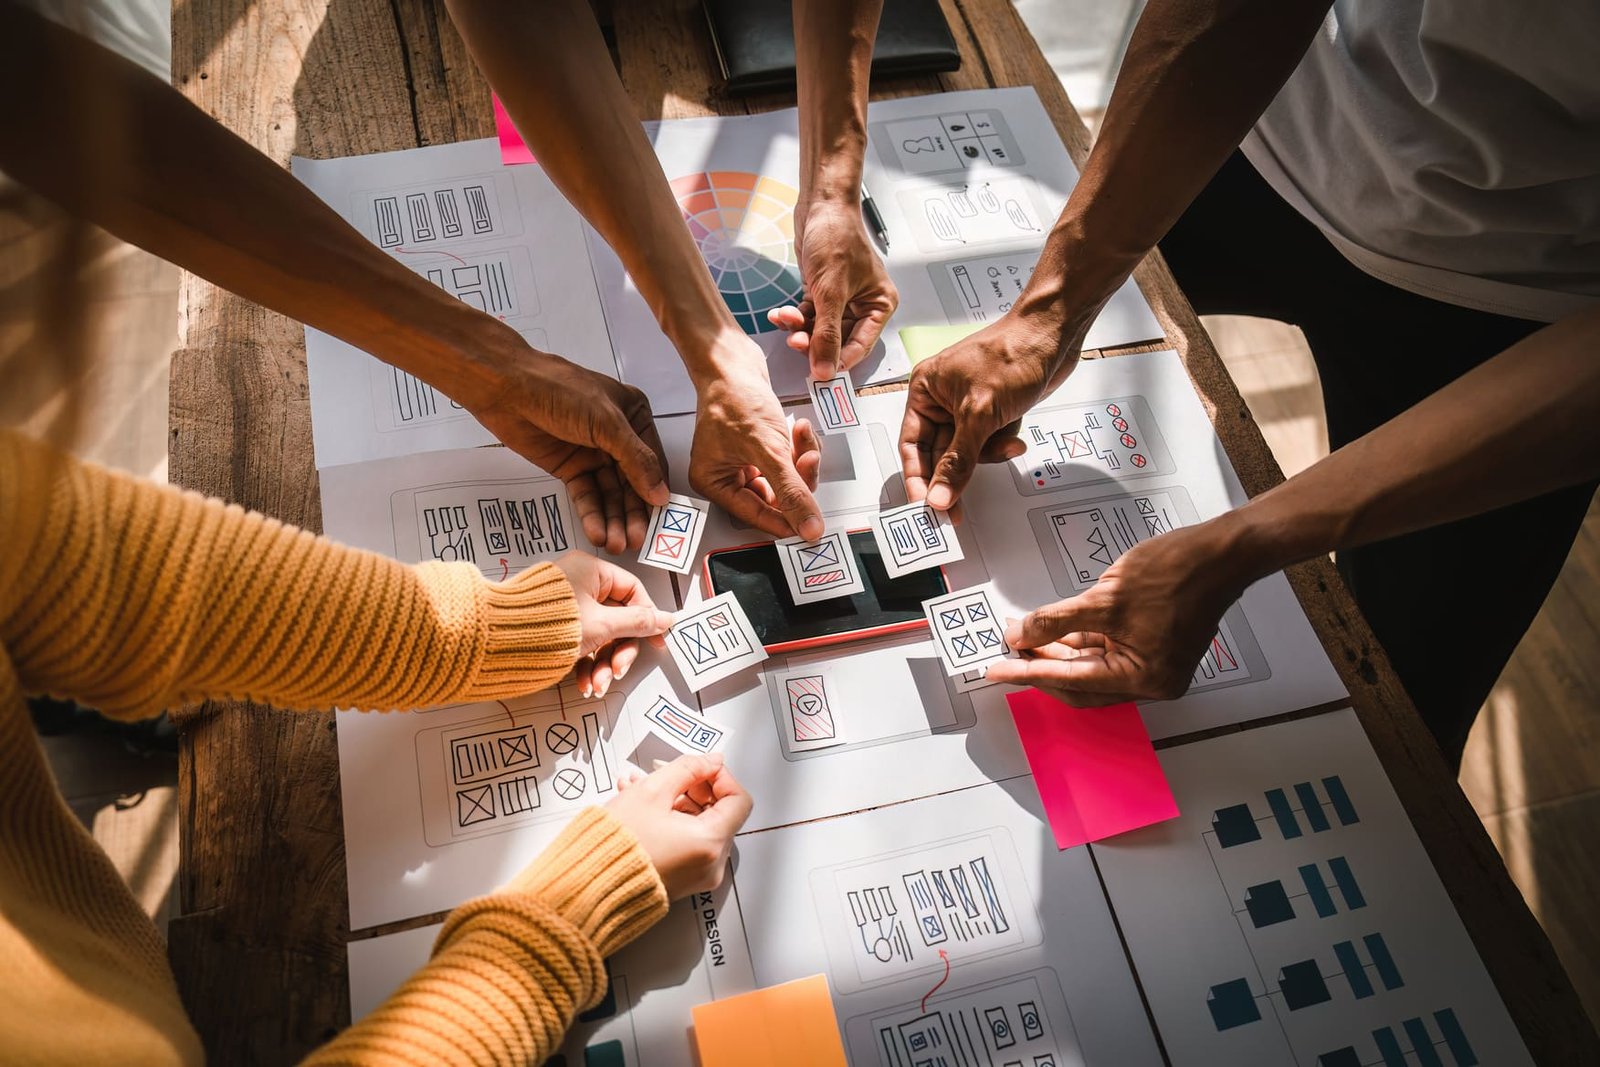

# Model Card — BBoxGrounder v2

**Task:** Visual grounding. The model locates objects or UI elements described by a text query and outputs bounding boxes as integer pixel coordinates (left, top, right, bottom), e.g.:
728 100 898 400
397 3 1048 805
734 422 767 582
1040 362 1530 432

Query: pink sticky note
493 95 536 166
1005 690 1180 849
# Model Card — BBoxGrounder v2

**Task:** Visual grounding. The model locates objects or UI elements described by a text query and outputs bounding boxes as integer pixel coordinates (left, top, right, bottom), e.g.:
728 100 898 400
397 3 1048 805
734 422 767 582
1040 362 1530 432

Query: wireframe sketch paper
664 591 768 693
349 878 757 1067
317 445 682 928
774 530 866 604
730 780 1166 1065
807 373 863 435
922 582 1013 677
640 693 729 755
1092 709 1533 1067
638 492 711 575
765 665 847 752
293 140 616 468
869 499 964 578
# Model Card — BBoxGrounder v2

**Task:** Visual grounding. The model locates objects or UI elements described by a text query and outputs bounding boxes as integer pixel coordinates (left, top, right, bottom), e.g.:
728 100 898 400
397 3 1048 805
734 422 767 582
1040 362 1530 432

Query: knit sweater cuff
507 807 668 959
469 562 583 695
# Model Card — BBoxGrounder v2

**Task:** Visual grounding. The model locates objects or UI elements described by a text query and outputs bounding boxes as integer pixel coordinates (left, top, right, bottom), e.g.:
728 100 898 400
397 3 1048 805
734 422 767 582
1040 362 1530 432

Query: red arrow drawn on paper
393 245 466 266
921 950 950 1013
499 557 510 581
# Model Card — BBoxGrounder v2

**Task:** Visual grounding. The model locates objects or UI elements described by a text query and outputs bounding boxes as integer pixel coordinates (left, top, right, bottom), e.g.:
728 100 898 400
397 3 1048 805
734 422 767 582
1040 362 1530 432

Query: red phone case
701 531 940 655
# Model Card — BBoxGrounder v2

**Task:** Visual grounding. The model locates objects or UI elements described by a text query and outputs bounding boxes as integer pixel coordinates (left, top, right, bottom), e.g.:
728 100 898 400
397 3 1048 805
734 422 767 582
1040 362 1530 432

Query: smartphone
703 529 948 654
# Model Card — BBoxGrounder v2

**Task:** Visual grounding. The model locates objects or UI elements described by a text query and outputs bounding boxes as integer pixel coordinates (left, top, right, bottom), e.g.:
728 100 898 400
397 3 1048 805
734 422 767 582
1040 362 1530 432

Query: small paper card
641 694 729 754
768 666 846 751
665 591 769 692
638 493 711 575
921 582 1011 677
807 373 862 434
693 975 848 1067
774 530 865 605
1005 690 1180 849
869 500 963 578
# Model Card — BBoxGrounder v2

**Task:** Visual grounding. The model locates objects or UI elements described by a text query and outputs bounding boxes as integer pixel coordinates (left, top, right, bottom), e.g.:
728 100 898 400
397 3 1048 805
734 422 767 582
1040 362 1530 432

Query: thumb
1007 597 1111 650
925 412 993 511
591 602 675 646
644 752 725 802
767 426 824 540
806 283 844 380
593 405 670 507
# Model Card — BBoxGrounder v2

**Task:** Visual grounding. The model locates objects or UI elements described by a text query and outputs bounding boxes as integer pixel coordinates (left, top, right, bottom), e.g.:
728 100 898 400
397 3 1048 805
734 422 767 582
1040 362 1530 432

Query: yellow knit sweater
0 430 670 1065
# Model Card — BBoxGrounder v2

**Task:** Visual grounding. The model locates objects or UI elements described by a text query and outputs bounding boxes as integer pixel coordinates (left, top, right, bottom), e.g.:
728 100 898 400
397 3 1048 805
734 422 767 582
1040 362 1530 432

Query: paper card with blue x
921 582 1014 677
775 530 866 605
638 492 711 574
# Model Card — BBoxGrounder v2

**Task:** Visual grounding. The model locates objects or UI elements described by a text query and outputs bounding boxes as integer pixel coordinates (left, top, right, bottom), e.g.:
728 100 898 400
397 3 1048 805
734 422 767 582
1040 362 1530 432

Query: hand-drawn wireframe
775 531 867 604
927 249 1038 324
416 693 627 846
808 373 863 434
813 829 1034 992
871 109 1027 177
764 666 846 752
1025 486 1269 693
392 247 538 322
664 591 768 693
395 475 573 580
896 177 1047 253
355 172 522 247
1092 710 1534 1067
869 501 964 578
922 585 1011 678
1008 395 1176 495
641 694 728 754
638 493 711 575
848 969 1077 1067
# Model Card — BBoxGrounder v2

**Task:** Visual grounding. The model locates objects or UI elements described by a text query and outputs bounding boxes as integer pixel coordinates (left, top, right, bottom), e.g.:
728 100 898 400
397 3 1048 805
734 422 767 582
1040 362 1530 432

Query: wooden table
168 1 1598 1061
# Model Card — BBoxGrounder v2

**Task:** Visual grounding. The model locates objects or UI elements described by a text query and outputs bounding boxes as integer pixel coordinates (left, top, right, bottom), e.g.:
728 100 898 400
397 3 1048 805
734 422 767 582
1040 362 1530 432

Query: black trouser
1160 152 1598 766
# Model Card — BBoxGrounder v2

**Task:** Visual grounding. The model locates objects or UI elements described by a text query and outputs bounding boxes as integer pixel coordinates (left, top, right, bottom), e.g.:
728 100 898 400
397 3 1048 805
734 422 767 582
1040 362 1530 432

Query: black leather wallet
703 0 961 95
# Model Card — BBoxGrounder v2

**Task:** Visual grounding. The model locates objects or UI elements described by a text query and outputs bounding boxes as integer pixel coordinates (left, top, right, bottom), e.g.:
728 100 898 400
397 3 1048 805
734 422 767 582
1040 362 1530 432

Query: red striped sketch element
786 674 836 742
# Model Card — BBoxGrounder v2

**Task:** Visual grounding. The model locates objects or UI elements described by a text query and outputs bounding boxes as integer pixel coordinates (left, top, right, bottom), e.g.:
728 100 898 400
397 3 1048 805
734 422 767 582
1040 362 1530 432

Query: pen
860 183 890 251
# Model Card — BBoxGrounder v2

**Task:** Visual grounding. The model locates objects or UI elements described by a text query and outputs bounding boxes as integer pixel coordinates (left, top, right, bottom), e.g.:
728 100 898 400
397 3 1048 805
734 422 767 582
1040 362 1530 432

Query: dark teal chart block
584 1040 626 1067
1434 1008 1479 1066
1278 959 1332 1010
1206 978 1262 1031
1212 804 1261 847
1244 881 1296 927
1318 1049 1362 1067
1402 1017 1446 1067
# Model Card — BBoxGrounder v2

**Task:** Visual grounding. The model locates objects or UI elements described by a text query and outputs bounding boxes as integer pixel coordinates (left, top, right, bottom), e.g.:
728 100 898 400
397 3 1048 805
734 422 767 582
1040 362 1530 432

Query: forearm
0 4 521 406
306 808 667 1066
1 432 580 719
1016 0 1331 351
447 0 744 386
794 0 883 210
1217 307 1600 584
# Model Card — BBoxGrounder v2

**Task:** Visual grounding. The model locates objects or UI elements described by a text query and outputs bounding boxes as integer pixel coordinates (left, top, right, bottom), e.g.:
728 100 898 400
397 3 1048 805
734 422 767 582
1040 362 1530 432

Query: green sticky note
898 323 985 365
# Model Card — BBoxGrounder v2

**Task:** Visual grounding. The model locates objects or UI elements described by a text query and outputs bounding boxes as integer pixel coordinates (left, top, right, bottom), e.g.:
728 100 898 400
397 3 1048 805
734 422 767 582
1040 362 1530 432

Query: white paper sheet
1092 709 1532 1067
866 88 1165 355
730 781 1165 1066
348 879 755 1067
293 140 617 468
318 445 684 928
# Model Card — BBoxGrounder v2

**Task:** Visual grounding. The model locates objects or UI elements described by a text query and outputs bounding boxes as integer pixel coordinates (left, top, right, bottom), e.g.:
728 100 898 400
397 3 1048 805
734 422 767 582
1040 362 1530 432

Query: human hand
607 753 753 899
552 553 674 698
690 335 824 540
461 344 670 555
984 519 1252 705
899 312 1084 514
768 199 899 380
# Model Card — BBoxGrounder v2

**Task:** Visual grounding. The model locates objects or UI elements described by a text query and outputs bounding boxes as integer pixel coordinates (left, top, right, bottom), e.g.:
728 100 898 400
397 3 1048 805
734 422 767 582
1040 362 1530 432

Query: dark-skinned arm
901 0 1334 509
445 0 825 541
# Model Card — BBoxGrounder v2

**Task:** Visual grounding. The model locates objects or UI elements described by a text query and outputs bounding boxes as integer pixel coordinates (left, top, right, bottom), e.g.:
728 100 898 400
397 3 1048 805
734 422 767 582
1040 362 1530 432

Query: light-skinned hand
984 520 1249 705
465 346 670 555
552 553 675 698
768 199 899 380
607 753 753 899
690 334 824 540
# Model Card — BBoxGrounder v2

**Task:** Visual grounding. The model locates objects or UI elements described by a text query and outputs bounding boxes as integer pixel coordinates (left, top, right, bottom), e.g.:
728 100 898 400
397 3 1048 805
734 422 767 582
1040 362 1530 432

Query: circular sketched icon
545 722 580 755
671 170 805 336
553 767 587 801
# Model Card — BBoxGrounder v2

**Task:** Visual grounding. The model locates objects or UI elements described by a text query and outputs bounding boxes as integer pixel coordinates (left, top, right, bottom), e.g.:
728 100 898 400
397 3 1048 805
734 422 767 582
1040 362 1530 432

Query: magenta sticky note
494 95 536 166
1005 690 1179 849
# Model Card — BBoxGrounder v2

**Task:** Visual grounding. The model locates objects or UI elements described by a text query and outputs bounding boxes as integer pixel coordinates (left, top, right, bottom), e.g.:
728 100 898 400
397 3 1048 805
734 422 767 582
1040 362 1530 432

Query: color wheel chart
672 171 805 335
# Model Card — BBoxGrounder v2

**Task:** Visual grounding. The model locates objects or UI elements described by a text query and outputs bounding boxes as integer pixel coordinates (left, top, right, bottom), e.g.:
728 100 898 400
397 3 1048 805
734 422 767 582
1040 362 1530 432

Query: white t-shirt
1241 0 1600 323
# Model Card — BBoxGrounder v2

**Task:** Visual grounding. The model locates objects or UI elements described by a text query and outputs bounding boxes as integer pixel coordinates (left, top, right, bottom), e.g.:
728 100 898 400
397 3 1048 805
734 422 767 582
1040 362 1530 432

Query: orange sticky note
692 974 847 1067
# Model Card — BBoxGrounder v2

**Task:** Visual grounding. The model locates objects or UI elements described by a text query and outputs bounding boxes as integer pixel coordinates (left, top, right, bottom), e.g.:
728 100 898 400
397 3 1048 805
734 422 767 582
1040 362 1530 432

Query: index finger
898 404 941 503
698 765 754 835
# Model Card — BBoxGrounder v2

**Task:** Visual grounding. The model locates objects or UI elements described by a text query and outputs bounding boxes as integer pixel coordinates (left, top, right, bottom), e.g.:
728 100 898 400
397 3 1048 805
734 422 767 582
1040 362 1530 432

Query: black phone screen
705 530 948 648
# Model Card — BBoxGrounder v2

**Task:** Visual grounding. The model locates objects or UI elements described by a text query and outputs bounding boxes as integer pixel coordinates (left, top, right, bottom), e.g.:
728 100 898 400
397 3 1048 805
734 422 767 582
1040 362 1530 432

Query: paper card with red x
774 529 865 605
638 492 711 574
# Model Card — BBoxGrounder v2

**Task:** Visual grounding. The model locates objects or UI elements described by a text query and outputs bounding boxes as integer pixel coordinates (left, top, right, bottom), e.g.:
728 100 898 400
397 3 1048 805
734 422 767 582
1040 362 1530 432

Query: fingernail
651 759 670 771
927 486 951 509
616 663 629 680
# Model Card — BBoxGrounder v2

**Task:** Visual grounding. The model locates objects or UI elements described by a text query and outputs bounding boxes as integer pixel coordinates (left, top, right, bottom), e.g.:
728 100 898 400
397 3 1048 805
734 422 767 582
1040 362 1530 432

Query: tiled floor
10 0 1596 1035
